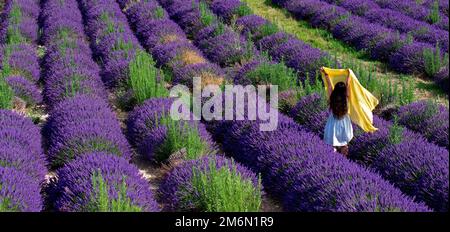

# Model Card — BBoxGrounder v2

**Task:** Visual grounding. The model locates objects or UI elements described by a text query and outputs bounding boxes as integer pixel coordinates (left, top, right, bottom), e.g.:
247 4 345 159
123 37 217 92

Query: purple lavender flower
2 43 40 82
5 76 42 105
123 0 167 26
152 40 206 68
349 115 423 164
44 95 132 168
270 38 326 80
0 109 43 157
136 19 187 52
434 66 449 93
376 138 448 211
235 15 276 42
50 153 160 212
0 167 43 212
196 25 256 67
126 97 175 146
257 32 295 53
172 62 225 88
210 0 242 23
389 42 431 74
43 67 107 108
0 140 47 184
320 0 448 51
0 1 12 44
273 0 440 75
126 97 214 161
0 110 46 183
395 101 449 148
159 154 259 211
215 116 429 211
77 0 143 88
290 93 329 137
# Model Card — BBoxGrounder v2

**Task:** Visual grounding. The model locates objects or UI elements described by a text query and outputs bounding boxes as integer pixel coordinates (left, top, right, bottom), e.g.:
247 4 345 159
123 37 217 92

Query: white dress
323 111 353 146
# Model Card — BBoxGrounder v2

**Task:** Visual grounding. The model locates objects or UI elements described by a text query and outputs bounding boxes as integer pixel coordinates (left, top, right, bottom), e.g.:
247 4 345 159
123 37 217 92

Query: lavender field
0 0 448 212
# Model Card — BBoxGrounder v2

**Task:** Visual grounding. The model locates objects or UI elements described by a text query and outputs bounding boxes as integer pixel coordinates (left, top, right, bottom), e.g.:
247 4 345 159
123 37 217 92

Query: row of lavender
171 0 448 212
0 110 45 211
79 0 263 212
0 0 41 109
289 94 448 211
147 0 337 107
38 0 159 212
202 0 334 96
0 0 44 212
124 0 433 211
190 0 442 102
272 0 448 80
113 0 274 211
116 0 328 211
370 0 448 30
321 0 449 37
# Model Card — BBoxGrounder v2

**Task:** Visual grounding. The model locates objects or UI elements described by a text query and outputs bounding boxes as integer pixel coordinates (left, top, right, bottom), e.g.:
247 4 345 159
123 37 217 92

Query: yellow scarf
321 67 379 132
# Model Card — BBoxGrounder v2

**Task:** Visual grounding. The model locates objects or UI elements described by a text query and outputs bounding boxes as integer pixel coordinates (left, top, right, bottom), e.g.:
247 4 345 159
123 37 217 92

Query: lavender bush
50 153 159 212
0 167 42 212
375 138 448 212
43 95 132 168
159 155 261 211
395 101 449 148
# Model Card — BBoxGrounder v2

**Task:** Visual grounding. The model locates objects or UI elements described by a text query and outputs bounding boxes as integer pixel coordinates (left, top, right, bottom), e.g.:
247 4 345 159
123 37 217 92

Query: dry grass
179 49 207 65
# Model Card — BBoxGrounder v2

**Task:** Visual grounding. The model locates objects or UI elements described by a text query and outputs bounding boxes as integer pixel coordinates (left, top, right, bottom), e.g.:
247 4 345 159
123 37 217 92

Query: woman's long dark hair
329 82 348 119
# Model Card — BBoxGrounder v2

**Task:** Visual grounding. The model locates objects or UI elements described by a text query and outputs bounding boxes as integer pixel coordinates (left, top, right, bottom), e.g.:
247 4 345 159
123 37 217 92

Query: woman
322 67 353 156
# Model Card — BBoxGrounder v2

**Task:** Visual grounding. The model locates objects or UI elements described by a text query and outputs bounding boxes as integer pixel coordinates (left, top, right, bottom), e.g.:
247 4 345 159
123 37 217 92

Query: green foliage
0 55 13 109
129 50 168 104
183 158 262 212
245 60 297 92
398 79 415 106
53 138 122 167
0 80 13 109
154 6 165 19
407 100 439 125
243 22 279 42
154 114 210 162
6 4 26 44
423 100 439 118
213 21 226 36
86 171 142 212
257 23 279 39
389 116 404 145
199 1 216 27
0 197 19 212
423 43 448 76
9 4 22 28
243 35 256 61
100 12 124 35
428 0 441 24
113 39 134 53
63 75 80 98
56 28 80 51
234 4 253 17
0 183 19 212
406 32 414 44
299 72 325 98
